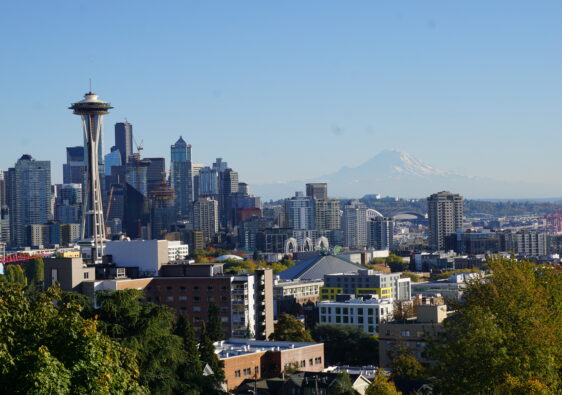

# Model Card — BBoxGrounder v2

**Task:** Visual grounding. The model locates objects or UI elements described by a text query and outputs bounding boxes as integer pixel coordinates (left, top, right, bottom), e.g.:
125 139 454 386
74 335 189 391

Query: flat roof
215 338 320 359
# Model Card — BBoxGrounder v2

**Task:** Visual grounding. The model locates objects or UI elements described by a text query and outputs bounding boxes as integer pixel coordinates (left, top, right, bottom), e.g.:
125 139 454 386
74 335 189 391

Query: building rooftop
214 338 319 359
278 254 364 281
319 296 393 305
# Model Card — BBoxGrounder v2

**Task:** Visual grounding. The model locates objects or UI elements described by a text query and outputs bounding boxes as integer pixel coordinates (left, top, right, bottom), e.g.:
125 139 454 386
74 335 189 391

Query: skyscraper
284 192 316 230
341 200 368 249
170 136 193 219
8 155 51 247
145 157 166 194
0 170 10 244
193 197 218 243
70 91 113 263
63 146 85 184
306 183 328 200
368 217 394 250
115 122 133 164
427 191 463 251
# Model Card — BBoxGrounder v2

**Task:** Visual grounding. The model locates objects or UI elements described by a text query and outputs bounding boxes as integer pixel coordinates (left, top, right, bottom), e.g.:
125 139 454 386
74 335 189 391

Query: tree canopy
311 324 378 366
429 258 562 394
269 313 313 342
0 283 146 394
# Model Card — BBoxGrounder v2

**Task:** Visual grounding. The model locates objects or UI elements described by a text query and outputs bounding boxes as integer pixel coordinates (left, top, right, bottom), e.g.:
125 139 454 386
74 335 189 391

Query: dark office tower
123 184 151 240
170 136 193 219
115 122 133 164
306 183 328 200
219 168 238 229
63 146 85 184
9 155 51 247
145 157 166 194
149 181 176 239
427 191 463 251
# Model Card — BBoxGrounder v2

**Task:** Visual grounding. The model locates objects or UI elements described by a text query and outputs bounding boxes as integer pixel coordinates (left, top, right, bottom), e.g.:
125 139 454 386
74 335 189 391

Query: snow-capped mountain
252 150 562 200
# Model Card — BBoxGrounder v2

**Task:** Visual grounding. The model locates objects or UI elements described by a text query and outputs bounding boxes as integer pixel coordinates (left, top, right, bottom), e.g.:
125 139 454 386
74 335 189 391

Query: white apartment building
167 240 189 261
318 296 394 335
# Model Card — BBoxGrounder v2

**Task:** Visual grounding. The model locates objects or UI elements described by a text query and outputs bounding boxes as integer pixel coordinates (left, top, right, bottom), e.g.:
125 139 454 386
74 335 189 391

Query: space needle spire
69 90 113 263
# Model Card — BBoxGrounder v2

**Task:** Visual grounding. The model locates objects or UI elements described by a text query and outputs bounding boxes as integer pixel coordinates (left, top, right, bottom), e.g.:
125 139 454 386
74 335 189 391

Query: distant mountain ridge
252 150 562 200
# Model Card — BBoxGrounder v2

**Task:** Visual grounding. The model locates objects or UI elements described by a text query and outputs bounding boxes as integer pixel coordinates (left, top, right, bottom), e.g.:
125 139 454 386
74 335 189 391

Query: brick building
216 339 324 391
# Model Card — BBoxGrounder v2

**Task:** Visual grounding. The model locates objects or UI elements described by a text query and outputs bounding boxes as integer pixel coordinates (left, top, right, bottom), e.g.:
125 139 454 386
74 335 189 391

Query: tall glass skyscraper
115 122 133 164
9 155 51 247
170 136 193 219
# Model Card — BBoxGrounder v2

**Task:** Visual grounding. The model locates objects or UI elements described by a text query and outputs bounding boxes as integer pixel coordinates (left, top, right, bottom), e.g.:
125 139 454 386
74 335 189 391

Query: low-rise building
321 269 411 301
379 304 448 368
216 338 324 391
318 295 394 335
43 257 95 292
273 278 324 317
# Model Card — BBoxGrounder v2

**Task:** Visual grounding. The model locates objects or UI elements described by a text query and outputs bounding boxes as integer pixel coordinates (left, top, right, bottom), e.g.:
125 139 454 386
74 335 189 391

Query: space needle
69 90 113 263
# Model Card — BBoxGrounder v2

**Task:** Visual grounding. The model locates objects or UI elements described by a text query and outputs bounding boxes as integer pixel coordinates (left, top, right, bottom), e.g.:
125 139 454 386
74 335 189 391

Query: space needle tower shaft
69 91 113 263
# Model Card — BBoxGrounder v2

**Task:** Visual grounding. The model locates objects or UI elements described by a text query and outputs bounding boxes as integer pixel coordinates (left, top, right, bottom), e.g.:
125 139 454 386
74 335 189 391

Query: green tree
329 372 355 395
0 283 146 394
400 271 420 282
199 324 225 384
391 352 426 392
269 313 313 342
96 289 184 394
387 254 408 272
429 258 562 394
207 303 224 341
5 264 27 285
365 370 400 395
311 324 378 366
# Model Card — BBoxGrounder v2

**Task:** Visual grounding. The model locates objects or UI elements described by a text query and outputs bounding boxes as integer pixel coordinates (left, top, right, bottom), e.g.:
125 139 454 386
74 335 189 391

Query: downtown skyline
1 1 562 192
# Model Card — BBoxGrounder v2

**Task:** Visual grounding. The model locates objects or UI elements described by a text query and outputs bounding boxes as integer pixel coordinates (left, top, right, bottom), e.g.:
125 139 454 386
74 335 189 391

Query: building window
194 296 200 302
300 360 305 367
255 366 259 375
336 316 341 323
208 286 213 291
368 325 374 333
83 272 89 279
244 368 251 376
235 370 241 378
193 306 201 312
315 357 322 365
166 296 174 302
309 359 313 366
221 296 228 302
166 286 173 291
221 316 229 323
180 286 186 292
193 286 200 291
401 330 410 337
179 296 188 302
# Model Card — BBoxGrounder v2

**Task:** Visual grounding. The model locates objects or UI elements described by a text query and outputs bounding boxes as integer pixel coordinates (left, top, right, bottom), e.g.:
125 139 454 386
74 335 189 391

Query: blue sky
1 1 561 188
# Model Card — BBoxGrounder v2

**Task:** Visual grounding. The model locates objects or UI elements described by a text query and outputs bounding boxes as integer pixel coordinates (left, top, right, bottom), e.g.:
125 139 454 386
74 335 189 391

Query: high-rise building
0 170 10 244
315 199 340 232
104 147 122 176
427 191 463 251
8 155 51 247
70 91 113 263
54 184 82 224
306 183 328 200
149 181 176 239
63 146 85 184
170 137 193 219
145 157 166 194
368 217 394 250
126 156 151 196
115 122 133 164
284 192 316 230
341 200 368 249
193 197 218 243
197 166 219 198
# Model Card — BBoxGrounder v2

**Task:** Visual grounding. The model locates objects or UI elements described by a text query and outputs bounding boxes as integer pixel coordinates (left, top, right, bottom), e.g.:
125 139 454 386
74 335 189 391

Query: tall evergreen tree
175 314 202 375
199 323 225 384
207 302 224 341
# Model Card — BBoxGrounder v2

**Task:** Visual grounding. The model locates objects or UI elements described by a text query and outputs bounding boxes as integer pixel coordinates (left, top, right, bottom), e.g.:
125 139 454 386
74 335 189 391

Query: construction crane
133 137 144 160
